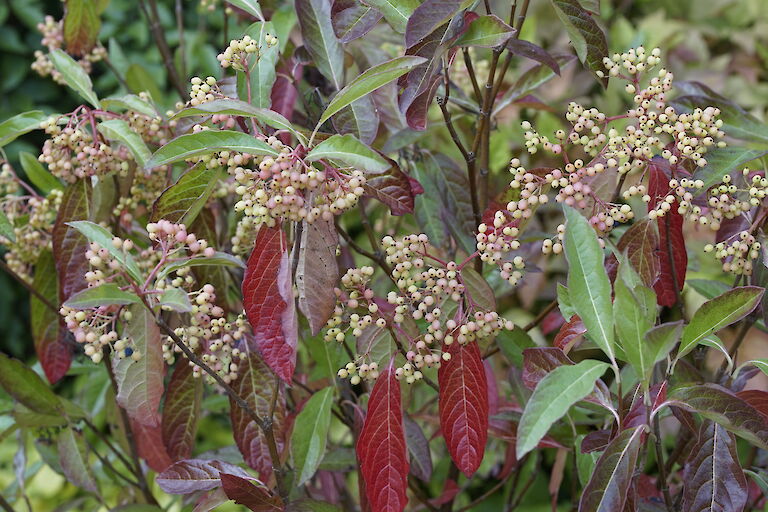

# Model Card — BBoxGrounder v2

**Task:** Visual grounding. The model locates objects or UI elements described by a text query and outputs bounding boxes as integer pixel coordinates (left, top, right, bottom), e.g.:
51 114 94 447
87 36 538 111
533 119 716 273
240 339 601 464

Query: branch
138 0 189 101
0 259 58 313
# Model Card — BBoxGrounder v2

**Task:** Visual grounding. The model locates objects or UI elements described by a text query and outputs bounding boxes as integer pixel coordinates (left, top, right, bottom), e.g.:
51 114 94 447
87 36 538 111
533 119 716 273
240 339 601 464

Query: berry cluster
189 76 226 107
216 34 278 71
704 232 761 276
31 16 106 83
60 304 132 363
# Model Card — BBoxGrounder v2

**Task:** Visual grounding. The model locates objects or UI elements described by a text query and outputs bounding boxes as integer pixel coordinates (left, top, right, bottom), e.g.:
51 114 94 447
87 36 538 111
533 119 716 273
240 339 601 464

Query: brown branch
138 0 189 101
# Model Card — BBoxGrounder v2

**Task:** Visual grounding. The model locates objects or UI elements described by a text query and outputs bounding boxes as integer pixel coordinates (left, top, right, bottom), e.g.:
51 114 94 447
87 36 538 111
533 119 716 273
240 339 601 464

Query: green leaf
551 0 608 87
98 119 152 168
744 359 768 378
695 147 768 190
171 99 301 141
453 15 515 48
66 221 142 283
58 427 99 494
645 321 683 369
563 205 615 362
0 110 47 147
101 94 157 118
49 49 101 108
63 283 141 309
291 387 334 486
495 327 536 367
0 210 14 242
317 56 427 127
158 288 193 312
0 353 63 415
151 163 223 225
237 22 279 108
363 0 419 33
18 151 62 194
296 0 344 90
687 278 731 300
286 499 343 512
225 0 264 20
517 359 610 458
678 286 764 359
575 434 600 486
125 63 162 102
460 266 496 312
156 252 244 282
557 282 576 320
306 134 389 172
145 130 278 169
63 0 101 56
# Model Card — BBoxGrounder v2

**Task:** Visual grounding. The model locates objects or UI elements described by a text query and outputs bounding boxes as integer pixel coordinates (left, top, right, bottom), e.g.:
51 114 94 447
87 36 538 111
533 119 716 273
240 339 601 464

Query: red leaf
616 219 660 288
296 219 339 335
522 347 573 390
229 339 286 480
31 250 71 384
363 162 416 215
156 458 253 494
63 0 101 56
737 390 768 420
438 341 489 477
647 163 686 306
242 225 298 382
271 60 301 145
132 419 173 473
357 367 409 512
162 358 202 460
52 180 90 307
220 473 283 511
552 315 586 353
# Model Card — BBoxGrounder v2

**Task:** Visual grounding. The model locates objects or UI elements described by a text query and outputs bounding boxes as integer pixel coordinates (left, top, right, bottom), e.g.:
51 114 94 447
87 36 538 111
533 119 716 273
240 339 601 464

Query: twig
84 437 141 488
83 417 136 478
138 0 189 101
176 0 186 80
0 494 14 512
652 413 674 512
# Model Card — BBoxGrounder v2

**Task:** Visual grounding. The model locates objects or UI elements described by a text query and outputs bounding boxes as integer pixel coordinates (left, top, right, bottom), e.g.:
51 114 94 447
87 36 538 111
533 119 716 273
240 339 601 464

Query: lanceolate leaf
695 147 768 191
67 221 142 283
297 0 345 90
229 339 286 479
403 415 432 482
563 205 615 362
550 0 608 87
0 353 63 415
58 428 99 494
18 151 63 194
220 473 283 511
64 0 101 55
156 459 253 494
363 0 419 33
242 225 298 382
616 219 660 288
113 304 164 427
151 163 223 225
522 347 573 390
363 162 416 215
405 0 461 48
145 130 278 169
553 316 586 353
517 360 610 458
306 133 389 172
438 341 488 477
317 56 427 127
647 163 686 307
98 118 151 168
669 384 768 450
678 286 764 359
162 359 202 461
452 15 515 48
63 283 141 309
31 250 71 384
49 49 101 108
681 421 748 512
332 96 379 145
171 99 299 140
333 3 382 43
505 39 561 75
225 0 264 20
53 180 91 305
579 427 643 512
0 110 47 148
291 386 334 486
296 219 339 335
237 22 279 109
357 367 409 512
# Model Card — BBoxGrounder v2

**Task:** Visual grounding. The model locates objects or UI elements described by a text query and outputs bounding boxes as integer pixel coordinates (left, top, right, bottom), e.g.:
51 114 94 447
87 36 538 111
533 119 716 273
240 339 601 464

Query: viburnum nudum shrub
1 0 768 511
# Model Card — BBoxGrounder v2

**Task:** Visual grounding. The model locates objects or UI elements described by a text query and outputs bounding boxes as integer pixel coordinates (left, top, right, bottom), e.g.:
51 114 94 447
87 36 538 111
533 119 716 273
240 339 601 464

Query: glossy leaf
237 22 279 108
291 387 334 486
18 151 62 194
0 110 47 147
242 225 298 382
31 250 71 384
296 219 339 335
551 0 608 87
162 359 202 461
151 163 223 225
49 49 101 108
317 56 426 127
155 252 244 282
357 367 409 512
98 119 152 168
681 421 748 512
0 352 63 415
101 93 157 117
363 0 419 33
453 15 515 48
67 221 142 283
145 130 278 169
678 286 764 359
229 339 286 479
306 133 389 172
669 384 768 450
63 283 140 309
517 359 610 458
58 428 99 494
579 427 643 512
297 0 344 90
113 304 164 427
438 341 488 477
220 473 283 511
171 99 299 140
563 205 615 362
695 147 768 190
156 459 253 494
405 0 461 48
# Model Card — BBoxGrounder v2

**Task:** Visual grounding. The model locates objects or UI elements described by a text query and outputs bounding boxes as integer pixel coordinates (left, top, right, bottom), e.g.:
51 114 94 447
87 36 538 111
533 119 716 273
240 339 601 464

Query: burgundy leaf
580 429 612 453
616 219 660 288
132 419 173 473
230 339 286 480
522 347 573 390
505 39 561 75
647 163 686 306
669 384 768 450
404 74 442 131
162 358 203 460
716 215 750 244
31 250 71 383
52 180 91 307
220 473 283 511
403 415 432 482
271 60 302 142
332 3 382 43
296 219 339 335
553 315 586 353
737 390 768 420
332 96 380 144
438 341 489 477
405 0 461 48
682 421 748 512
363 163 416 215
63 0 100 56
242 224 298 382
156 458 253 494
357 367 409 512
579 426 643 512
58 428 99 494
112 304 164 427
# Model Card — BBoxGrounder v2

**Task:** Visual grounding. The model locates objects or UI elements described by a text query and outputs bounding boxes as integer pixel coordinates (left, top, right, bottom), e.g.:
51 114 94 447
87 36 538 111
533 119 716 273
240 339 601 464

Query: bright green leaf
49 49 101 108
363 0 419 33
101 94 157 118
145 130 278 169
158 288 193 312
225 0 263 20
63 283 141 309
306 134 389 172
0 353 63 415
18 151 62 194
66 221 143 283
0 110 47 147
98 119 152 168
237 22 279 108
156 252 244 282
453 15 515 48
291 387 334 486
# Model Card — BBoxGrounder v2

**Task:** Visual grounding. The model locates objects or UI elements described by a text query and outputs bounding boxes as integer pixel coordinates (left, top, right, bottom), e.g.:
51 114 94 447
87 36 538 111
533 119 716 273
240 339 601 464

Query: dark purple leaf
52 180 91 308
363 161 416 215
403 415 432 482
220 473 283 511
331 95 379 144
522 347 573 390
405 0 461 48
616 219 660 288
31 250 71 384
506 39 561 75
580 429 612 453
296 219 340 335
553 315 586 353
162 358 202 461
333 2 383 42
156 459 253 494
551 0 609 87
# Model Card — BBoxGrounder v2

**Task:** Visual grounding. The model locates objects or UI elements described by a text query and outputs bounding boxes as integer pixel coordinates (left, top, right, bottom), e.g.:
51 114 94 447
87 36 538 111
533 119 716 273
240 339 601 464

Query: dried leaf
296 219 339 335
